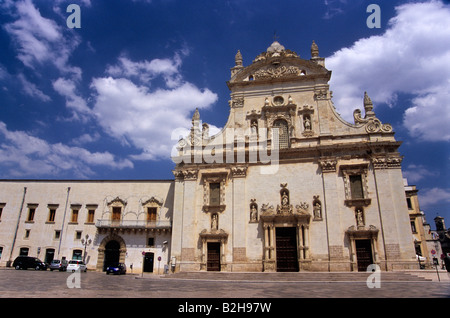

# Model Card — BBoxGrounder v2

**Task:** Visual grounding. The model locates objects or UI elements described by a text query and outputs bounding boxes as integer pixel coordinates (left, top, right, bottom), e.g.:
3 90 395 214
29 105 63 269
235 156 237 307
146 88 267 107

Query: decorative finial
363 92 375 117
192 108 200 126
273 31 279 42
235 50 243 66
311 40 319 58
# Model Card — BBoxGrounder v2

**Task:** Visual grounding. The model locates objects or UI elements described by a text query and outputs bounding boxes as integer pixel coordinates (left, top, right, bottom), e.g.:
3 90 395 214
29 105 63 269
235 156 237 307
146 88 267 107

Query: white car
416 255 426 262
67 260 87 272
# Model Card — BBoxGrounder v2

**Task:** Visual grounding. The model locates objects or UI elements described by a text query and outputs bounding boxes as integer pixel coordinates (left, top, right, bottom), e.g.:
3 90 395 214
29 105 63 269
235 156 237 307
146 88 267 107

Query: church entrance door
355 239 373 272
207 242 221 271
276 227 299 272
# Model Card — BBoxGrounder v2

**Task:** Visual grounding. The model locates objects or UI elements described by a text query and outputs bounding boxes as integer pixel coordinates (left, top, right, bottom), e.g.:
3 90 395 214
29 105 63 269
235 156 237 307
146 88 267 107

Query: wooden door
276 227 299 272
355 239 373 272
144 252 154 272
207 242 221 271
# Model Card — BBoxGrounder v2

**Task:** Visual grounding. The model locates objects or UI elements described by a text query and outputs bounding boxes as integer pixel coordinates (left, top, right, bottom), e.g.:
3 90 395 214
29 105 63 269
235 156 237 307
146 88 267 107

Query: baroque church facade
0 41 417 273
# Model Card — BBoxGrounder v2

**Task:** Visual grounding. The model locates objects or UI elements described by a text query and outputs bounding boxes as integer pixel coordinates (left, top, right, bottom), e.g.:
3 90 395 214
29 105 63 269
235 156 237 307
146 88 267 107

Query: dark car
106 263 126 275
13 256 47 270
49 259 68 271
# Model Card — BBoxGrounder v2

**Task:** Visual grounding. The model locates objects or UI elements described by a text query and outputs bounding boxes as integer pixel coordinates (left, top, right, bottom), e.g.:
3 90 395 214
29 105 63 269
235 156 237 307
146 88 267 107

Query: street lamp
81 234 92 263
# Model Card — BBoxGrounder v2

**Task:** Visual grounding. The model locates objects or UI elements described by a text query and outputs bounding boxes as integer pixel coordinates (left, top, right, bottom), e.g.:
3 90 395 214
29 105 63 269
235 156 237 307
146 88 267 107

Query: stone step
162 271 432 282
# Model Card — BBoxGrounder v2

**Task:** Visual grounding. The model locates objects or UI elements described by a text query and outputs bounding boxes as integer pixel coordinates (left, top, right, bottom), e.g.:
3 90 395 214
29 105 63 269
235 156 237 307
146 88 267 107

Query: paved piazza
0 269 449 298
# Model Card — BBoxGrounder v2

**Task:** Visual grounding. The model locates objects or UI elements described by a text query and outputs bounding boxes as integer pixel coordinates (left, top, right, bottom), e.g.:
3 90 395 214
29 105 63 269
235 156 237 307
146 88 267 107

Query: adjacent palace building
0 41 417 273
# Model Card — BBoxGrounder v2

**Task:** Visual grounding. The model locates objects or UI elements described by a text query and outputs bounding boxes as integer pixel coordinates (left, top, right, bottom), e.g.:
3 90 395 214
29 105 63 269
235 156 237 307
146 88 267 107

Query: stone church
0 40 416 273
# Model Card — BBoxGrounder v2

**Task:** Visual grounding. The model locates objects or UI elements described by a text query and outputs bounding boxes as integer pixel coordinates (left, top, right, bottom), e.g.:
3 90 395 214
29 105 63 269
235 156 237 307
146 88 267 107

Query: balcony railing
95 219 171 229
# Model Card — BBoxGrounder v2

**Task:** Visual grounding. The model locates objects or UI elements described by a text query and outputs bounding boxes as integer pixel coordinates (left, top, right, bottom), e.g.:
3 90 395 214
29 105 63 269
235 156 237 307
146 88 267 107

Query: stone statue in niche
356 208 364 228
250 120 258 135
303 115 311 131
313 203 322 221
281 190 289 207
250 203 258 222
211 213 218 231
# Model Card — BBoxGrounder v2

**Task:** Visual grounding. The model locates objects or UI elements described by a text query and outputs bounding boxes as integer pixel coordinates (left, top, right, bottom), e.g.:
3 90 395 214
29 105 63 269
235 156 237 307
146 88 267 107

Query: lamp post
81 234 92 263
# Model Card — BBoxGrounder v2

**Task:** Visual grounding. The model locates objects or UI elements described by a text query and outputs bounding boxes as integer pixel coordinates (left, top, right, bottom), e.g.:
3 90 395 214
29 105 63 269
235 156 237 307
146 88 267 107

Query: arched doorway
96 234 127 271
103 240 120 271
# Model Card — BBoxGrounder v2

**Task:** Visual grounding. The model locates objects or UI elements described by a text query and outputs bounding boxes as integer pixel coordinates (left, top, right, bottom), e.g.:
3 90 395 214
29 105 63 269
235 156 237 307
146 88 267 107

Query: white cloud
52 77 92 121
326 0 450 141
17 73 51 102
4 0 81 78
402 164 438 184
0 122 133 178
71 132 101 145
90 51 219 161
419 187 450 208
106 53 184 88
91 76 218 160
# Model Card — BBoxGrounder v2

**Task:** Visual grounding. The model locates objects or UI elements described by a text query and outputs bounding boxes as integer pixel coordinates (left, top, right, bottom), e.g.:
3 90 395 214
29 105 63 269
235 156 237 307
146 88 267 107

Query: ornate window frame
202 171 227 213
107 197 127 222
141 196 163 223
340 163 371 207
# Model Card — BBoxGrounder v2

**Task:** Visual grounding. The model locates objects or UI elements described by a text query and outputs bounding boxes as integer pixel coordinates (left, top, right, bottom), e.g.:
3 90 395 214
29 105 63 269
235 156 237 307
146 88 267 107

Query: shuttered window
350 175 364 199
209 183 220 206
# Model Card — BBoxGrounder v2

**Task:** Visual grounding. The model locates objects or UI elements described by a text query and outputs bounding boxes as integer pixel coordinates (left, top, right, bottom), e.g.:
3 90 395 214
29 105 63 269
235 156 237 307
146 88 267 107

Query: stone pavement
0 268 449 298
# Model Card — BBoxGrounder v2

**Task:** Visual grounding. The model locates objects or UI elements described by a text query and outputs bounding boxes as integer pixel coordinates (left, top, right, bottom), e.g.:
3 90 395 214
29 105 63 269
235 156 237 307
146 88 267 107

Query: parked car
49 259 68 271
106 263 127 275
416 255 426 262
67 260 87 272
13 256 47 270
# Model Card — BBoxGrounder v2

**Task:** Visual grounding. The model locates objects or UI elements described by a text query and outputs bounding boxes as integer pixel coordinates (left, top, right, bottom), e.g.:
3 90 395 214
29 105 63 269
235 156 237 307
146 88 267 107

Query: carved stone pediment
199 228 228 241
260 202 311 224
107 197 127 207
142 196 163 207
346 225 379 238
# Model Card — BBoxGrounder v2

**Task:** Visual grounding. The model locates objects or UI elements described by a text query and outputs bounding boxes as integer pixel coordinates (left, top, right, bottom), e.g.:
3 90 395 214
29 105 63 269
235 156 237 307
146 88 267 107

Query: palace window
107 197 127 223
406 198 413 210
112 207 121 221
142 197 163 225
72 250 82 260
87 209 95 223
26 204 38 222
147 207 157 222
86 205 97 224
0 203 4 221
47 204 58 223
70 205 80 223
19 247 29 256
48 208 56 222
410 220 417 233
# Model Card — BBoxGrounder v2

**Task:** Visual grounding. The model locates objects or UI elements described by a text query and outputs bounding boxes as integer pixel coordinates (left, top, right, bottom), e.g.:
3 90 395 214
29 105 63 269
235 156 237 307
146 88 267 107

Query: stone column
303 225 310 259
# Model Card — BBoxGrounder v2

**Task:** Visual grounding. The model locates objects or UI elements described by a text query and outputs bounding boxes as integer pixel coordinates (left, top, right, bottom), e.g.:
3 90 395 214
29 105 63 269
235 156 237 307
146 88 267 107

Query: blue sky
0 0 449 227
